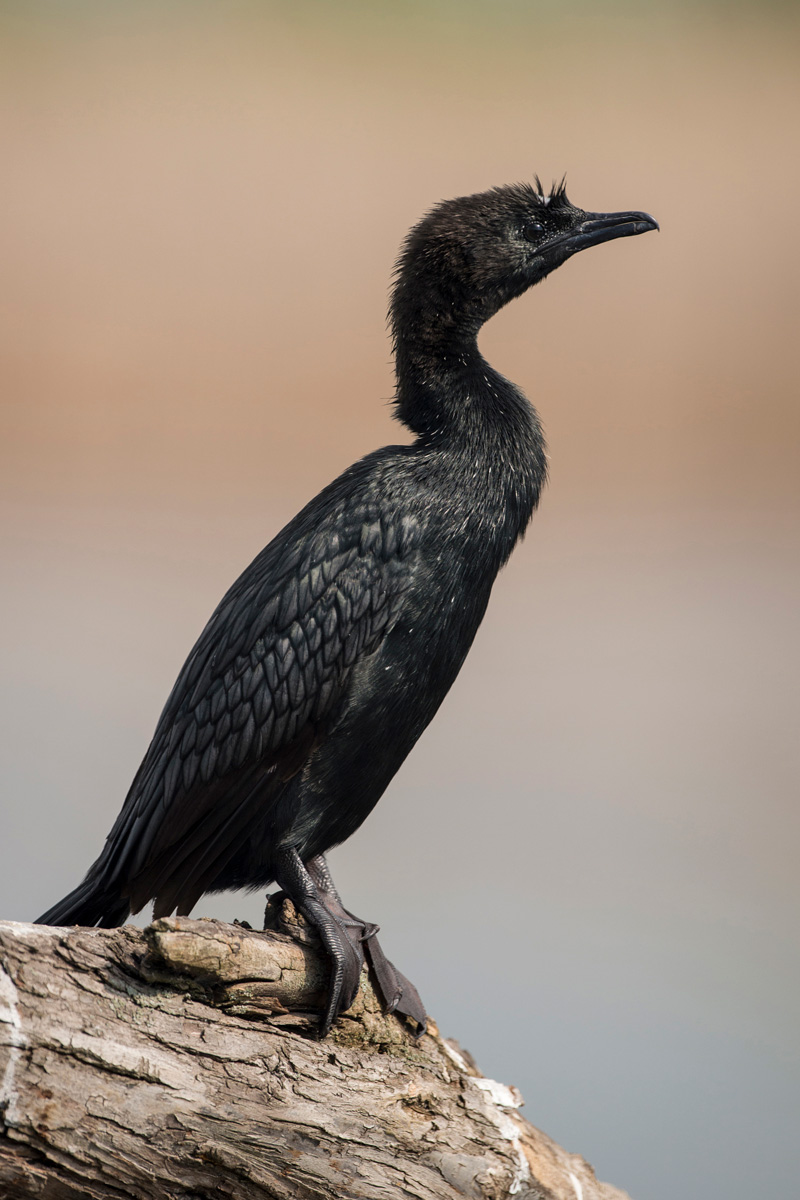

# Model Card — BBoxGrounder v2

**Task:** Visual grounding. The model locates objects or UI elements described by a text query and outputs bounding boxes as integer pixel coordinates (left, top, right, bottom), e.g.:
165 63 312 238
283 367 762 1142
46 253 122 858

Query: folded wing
90 498 419 919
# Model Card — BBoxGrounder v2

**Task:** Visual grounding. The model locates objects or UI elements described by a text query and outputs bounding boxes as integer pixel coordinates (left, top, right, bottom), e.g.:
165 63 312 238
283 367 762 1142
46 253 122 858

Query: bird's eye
522 221 544 242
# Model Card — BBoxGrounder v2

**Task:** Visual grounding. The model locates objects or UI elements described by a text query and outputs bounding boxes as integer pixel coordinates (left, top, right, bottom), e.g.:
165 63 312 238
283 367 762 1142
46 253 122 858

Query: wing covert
107 501 420 886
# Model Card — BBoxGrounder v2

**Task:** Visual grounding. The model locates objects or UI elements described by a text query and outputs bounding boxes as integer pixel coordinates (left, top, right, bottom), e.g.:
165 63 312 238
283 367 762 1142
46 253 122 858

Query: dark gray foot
272 847 364 1037
306 854 427 1036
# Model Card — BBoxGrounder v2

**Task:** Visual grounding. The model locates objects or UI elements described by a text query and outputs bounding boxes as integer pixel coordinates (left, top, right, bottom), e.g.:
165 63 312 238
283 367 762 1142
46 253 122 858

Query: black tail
36 876 131 928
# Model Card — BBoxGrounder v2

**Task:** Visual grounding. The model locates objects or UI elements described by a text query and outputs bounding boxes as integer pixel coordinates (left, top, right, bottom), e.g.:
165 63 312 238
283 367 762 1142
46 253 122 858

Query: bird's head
391 178 658 348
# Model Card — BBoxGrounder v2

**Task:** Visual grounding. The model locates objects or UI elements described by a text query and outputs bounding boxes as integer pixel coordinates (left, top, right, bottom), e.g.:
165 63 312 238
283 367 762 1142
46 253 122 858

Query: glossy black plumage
37 179 657 1034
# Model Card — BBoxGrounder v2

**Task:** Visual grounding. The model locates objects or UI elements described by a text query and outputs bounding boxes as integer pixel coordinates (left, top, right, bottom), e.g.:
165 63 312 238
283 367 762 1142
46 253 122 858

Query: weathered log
0 911 630 1200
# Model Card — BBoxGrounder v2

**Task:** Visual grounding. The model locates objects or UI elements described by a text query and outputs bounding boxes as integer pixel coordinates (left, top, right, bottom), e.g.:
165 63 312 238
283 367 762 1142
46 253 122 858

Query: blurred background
1 2 798 1197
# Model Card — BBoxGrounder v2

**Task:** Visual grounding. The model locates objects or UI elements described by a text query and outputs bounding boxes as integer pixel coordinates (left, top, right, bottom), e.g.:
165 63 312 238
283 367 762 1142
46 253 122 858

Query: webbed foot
270 849 427 1037
272 848 363 1037
307 854 427 1037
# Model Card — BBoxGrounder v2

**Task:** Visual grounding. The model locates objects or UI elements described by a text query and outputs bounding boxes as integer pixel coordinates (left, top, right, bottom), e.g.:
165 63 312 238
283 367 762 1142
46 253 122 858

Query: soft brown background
1 4 798 1199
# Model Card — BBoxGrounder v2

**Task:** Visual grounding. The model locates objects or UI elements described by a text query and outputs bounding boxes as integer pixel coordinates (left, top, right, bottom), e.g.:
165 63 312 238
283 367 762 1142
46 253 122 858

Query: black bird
37 179 657 1035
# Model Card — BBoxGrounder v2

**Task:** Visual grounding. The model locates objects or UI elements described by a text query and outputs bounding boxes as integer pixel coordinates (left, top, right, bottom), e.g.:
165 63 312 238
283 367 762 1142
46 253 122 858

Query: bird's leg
305 853 343 903
272 847 364 1037
306 854 379 940
305 853 427 1036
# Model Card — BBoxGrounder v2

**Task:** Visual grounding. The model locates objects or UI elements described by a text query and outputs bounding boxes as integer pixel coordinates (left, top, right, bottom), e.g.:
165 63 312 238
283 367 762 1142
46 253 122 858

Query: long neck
393 330 547 565
391 285 548 517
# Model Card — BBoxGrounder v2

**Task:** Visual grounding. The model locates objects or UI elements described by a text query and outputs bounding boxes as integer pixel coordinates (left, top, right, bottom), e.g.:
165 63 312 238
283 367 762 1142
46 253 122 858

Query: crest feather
532 173 569 208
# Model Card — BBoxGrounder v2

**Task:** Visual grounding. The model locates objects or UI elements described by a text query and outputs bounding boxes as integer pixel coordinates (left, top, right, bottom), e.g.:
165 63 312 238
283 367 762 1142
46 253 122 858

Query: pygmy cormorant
37 179 658 1035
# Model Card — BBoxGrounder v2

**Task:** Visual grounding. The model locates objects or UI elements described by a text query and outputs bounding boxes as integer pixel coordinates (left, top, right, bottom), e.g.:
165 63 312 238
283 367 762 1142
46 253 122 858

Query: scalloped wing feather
99 497 420 915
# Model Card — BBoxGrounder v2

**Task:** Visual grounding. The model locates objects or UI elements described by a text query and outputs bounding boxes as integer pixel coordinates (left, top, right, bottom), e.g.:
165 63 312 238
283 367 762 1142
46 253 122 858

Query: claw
273 849 426 1037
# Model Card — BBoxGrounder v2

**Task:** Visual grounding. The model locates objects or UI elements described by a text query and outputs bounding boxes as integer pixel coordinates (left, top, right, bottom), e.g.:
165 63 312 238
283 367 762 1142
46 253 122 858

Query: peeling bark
0 913 630 1200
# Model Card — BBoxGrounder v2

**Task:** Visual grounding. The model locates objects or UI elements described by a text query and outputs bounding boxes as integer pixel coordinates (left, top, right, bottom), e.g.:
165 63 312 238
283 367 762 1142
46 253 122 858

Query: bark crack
0 917 631 1200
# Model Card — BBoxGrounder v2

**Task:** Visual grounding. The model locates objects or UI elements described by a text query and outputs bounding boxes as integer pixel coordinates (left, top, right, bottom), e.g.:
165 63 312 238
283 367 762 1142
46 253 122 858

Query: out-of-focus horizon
1 3 798 1199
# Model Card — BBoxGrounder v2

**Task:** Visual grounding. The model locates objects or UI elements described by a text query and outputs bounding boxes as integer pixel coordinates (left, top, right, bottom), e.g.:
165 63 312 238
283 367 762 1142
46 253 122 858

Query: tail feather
36 877 130 928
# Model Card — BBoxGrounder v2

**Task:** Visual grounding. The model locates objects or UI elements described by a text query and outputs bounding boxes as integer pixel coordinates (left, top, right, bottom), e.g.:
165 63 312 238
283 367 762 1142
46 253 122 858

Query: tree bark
0 910 630 1200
